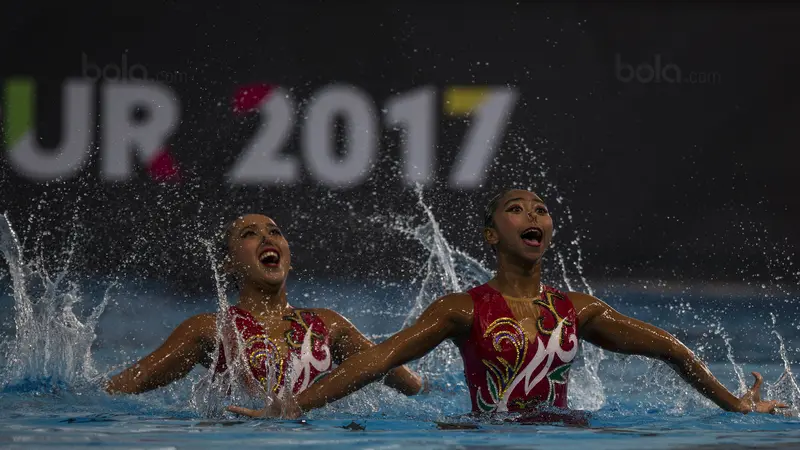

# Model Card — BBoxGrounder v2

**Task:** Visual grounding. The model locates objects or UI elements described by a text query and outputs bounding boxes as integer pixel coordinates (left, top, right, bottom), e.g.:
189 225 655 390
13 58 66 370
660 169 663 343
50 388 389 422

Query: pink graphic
232 83 274 114
147 146 181 182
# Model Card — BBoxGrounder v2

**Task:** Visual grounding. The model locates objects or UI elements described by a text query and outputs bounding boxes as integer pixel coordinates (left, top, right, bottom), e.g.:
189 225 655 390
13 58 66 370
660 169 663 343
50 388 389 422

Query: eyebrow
503 197 545 207
239 223 278 231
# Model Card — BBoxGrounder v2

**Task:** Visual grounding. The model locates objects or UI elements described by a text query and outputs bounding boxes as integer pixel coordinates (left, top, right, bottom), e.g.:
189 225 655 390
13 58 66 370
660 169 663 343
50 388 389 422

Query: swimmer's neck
236 282 291 315
489 253 543 298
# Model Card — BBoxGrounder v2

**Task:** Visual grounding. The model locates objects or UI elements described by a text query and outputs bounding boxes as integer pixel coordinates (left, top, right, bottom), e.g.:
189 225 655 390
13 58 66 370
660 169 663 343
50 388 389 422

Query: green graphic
3 78 34 149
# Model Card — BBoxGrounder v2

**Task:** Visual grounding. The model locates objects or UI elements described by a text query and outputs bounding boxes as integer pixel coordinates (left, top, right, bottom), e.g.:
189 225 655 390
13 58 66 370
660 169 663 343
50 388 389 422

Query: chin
246 268 285 285
517 249 545 263
261 275 286 285
263 270 289 284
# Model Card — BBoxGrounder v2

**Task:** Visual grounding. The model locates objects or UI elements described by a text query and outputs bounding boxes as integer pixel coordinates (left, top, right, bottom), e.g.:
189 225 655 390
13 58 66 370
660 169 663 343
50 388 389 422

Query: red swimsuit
458 284 579 412
214 306 332 395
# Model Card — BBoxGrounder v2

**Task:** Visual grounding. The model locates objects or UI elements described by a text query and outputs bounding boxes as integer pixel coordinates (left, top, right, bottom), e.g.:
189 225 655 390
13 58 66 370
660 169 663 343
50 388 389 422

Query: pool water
1 212 799 449
1 280 799 450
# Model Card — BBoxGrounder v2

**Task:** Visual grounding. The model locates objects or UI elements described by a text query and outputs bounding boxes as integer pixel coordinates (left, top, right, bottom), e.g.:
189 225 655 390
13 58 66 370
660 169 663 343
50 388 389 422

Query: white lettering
385 87 436 186
8 80 94 181
302 85 378 187
449 88 518 188
100 83 180 180
228 87 297 184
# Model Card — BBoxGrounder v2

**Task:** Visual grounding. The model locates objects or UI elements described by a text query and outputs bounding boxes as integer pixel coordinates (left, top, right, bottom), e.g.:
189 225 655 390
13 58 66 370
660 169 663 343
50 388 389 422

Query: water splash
1 195 793 421
390 186 490 379
547 191 606 410
0 213 109 391
769 313 800 415
721 328 748 395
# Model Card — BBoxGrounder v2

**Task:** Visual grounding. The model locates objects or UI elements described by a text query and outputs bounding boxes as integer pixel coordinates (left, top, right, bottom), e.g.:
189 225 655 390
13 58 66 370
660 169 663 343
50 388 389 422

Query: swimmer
105 214 423 402
227 189 788 419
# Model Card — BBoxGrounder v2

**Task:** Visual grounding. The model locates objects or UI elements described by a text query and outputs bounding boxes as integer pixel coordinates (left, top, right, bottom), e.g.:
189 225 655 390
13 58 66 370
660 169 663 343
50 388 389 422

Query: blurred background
0 2 798 297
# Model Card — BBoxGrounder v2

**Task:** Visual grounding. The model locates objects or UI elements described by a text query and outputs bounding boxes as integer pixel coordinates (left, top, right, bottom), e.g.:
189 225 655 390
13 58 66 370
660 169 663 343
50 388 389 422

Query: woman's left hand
227 391 302 419
737 372 789 414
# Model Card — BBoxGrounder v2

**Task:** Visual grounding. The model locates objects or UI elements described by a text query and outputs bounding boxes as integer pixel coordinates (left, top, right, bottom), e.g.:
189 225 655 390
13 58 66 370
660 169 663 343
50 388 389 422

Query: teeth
260 250 279 261
522 228 542 239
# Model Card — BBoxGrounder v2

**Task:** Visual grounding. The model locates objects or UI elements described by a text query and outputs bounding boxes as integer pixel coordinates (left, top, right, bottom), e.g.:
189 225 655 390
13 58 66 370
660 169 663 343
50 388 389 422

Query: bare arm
321 309 424 396
570 291 786 413
294 294 473 411
105 313 216 394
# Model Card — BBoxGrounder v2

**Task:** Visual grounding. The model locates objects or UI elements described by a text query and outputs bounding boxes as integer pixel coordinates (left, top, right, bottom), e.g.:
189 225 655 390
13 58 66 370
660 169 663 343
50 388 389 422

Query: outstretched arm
105 313 216 394
570 292 786 413
322 309 424 396
227 293 473 417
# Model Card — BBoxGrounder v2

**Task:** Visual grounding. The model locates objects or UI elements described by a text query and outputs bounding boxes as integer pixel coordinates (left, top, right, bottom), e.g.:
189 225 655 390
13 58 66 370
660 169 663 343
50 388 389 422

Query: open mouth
521 227 543 247
258 247 281 267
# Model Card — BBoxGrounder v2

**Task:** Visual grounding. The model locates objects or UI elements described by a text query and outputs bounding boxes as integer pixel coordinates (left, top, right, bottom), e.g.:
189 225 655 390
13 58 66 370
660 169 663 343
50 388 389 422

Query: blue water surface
0 278 799 449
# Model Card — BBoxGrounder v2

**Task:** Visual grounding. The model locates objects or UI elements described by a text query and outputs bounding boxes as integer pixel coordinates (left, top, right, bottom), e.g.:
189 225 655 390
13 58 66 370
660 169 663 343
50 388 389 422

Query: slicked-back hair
483 189 516 229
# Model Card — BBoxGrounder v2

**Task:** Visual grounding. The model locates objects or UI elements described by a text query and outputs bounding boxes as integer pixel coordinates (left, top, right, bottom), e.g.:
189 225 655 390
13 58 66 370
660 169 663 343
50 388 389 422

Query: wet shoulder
179 312 217 344
183 312 216 329
563 291 596 311
565 291 608 328
429 292 474 329
438 292 474 308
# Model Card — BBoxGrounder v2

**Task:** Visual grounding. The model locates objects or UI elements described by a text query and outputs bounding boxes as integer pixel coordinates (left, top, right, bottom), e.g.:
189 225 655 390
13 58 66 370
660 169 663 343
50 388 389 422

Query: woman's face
485 189 553 263
226 214 292 287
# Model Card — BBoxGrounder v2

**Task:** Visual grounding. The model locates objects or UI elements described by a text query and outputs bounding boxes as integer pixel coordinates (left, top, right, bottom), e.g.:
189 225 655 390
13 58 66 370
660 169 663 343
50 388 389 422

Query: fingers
750 371 763 390
750 372 764 401
760 400 791 414
226 405 262 418
770 401 790 412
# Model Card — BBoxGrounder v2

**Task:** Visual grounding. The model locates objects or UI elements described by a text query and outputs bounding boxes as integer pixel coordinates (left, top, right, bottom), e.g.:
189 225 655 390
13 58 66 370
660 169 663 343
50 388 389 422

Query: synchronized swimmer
106 214 422 400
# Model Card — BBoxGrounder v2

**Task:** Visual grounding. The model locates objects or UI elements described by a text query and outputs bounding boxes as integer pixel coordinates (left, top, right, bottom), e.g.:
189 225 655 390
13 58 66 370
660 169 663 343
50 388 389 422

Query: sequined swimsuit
457 284 579 413
214 306 332 395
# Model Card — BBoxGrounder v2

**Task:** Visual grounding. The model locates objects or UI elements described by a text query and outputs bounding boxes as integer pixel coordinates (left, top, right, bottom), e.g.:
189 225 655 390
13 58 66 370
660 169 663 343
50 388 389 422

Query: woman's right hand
227 391 302 419
736 372 789 414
